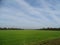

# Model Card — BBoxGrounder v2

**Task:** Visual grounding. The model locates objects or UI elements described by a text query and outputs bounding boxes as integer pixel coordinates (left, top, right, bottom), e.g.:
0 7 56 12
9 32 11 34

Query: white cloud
0 0 60 29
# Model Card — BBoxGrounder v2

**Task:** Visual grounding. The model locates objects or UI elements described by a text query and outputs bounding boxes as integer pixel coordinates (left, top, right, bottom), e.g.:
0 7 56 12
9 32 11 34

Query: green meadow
0 30 60 45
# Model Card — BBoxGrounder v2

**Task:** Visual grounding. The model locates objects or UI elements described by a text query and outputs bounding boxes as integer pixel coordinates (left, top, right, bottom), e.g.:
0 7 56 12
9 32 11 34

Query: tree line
0 27 24 30
37 27 60 31
0 27 60 31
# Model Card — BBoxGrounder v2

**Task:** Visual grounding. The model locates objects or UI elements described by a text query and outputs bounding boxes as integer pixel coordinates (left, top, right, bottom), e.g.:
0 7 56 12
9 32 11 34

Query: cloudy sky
0 0 60 29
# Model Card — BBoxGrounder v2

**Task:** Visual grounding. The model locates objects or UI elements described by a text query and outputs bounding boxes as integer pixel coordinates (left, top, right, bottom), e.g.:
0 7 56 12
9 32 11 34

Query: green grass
0 30 60 45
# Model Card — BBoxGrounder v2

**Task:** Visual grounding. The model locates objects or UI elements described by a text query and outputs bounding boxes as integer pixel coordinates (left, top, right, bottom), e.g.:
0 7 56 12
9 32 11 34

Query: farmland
0 30 60 45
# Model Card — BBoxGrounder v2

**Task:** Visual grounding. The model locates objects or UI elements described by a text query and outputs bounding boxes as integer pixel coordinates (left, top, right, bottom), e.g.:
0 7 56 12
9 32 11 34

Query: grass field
0 30 60 45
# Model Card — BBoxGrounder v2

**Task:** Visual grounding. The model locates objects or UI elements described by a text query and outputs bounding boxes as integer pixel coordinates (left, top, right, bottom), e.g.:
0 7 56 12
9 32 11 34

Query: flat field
0 30 60 45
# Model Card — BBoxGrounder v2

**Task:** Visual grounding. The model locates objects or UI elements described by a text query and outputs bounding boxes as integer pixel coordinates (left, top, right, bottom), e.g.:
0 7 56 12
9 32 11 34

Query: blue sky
0 0 60 29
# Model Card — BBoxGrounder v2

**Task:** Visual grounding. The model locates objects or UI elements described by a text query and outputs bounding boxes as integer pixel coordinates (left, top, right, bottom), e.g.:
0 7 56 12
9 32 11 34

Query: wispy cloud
0 0 60 29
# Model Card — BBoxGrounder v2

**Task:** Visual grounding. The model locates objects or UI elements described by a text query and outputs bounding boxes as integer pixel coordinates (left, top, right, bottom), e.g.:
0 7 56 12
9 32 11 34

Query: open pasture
0 30 60 45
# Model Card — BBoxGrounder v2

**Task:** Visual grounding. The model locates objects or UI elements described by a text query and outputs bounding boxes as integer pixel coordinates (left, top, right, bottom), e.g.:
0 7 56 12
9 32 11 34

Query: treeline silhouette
37 27 60 31
0 27 60 31
0 27 24 30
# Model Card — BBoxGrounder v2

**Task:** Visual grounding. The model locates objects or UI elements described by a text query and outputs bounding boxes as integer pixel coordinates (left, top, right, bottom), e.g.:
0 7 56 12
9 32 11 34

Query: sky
0 0 60 29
